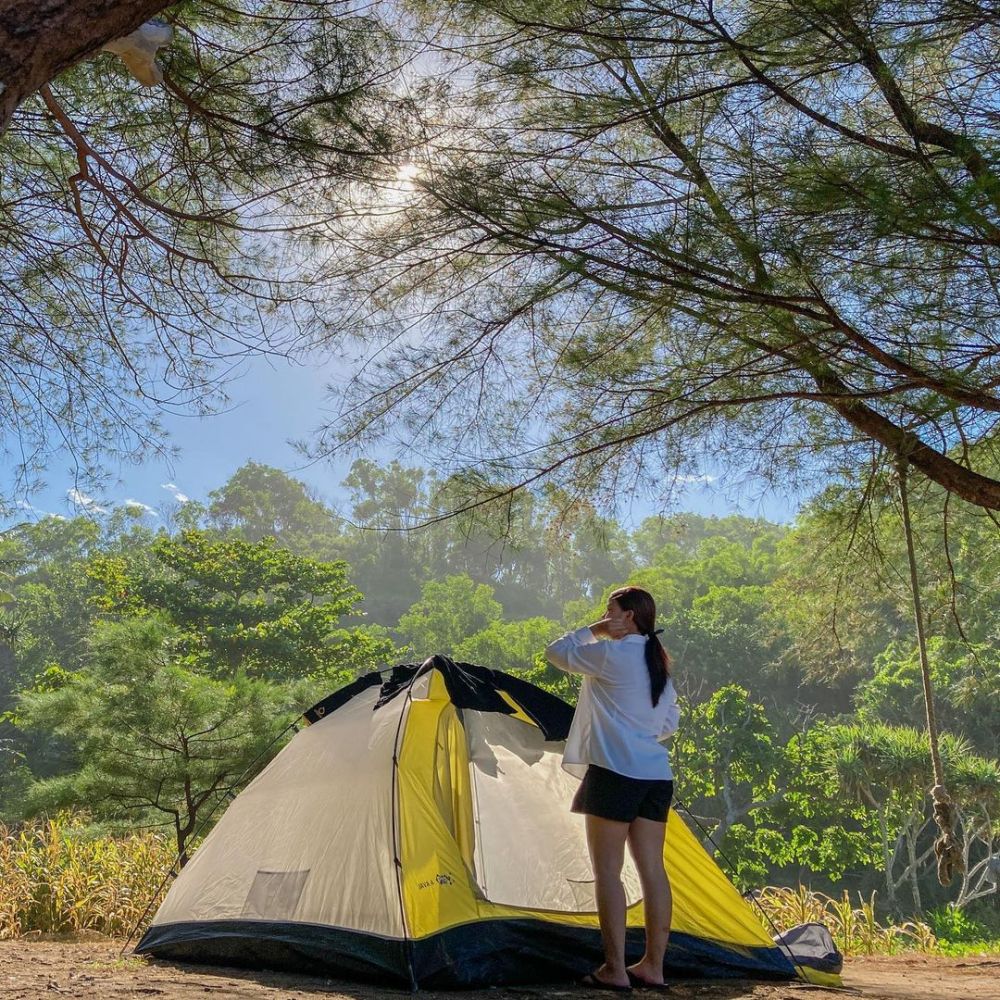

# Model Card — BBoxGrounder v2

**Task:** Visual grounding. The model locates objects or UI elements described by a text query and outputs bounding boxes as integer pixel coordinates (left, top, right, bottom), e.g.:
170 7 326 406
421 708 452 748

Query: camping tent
136 656 827 987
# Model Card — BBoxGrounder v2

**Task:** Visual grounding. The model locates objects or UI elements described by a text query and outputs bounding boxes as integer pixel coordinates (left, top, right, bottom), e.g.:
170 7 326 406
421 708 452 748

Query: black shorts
571 764 674 823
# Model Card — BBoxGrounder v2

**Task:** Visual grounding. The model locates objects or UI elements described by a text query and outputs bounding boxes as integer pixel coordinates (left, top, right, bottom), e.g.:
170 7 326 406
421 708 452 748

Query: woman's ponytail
644 630 670 707
609 586 671 707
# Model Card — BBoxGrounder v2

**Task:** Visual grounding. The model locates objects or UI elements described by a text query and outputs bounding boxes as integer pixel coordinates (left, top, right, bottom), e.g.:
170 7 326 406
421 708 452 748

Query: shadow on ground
144 956 813 1000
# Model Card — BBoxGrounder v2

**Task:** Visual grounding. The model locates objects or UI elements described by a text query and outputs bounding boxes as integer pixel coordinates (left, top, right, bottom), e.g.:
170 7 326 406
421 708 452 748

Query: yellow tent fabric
398 675 775 950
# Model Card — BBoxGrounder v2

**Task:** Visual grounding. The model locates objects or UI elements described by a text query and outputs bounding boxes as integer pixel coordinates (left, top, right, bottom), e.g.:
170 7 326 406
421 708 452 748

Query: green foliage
333 462 634 625
206 462 341 553
676 685 782 805
856 639 1000 756
397 574 504 656
89 530 392 681
0 517 106 689
927 905 987 944
454 616 575 698
453 616 560 671
674 695 884 890
17 618 293 860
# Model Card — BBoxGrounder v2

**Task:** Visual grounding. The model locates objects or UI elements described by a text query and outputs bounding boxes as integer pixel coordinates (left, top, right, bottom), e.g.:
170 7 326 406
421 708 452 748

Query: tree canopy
314 1 1000 513
89 529 393 681
18 617 290 863
6 3 1000 517
0 0 410 503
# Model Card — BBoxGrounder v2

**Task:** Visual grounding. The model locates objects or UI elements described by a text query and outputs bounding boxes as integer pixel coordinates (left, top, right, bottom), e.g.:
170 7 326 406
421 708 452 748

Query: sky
2 353 804 531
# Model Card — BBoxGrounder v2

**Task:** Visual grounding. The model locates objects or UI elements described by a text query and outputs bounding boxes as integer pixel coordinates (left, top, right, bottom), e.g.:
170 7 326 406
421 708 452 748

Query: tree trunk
0 0 175 133
905 821 923 914
174 817 187 868
814 370 1000 510
875 801 896 909
175 812 195 868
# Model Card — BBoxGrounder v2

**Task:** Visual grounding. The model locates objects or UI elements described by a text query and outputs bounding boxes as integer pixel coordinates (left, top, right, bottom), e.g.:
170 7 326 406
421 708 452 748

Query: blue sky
3 354 803 530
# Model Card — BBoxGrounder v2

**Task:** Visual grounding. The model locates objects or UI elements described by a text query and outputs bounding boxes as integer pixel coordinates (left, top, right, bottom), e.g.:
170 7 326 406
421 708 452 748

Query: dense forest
1 460 998 921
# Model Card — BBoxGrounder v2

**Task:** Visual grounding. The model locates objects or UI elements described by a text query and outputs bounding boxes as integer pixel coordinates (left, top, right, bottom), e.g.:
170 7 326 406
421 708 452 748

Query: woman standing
546 586 679 992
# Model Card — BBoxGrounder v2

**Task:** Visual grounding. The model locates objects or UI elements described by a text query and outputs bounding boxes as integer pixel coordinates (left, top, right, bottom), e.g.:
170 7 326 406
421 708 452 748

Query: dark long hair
610 586 670 706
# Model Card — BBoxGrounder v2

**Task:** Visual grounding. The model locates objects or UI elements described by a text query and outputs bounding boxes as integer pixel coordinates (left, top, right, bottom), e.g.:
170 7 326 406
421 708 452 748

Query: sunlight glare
395 162 421 191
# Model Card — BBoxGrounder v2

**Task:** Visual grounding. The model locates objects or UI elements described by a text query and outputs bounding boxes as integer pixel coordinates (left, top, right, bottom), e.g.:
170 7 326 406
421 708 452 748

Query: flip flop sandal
579 973 633 992
626 971 671 992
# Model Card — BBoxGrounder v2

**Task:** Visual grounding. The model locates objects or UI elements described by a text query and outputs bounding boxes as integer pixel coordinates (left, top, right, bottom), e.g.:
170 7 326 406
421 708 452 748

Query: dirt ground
1 939 999 1000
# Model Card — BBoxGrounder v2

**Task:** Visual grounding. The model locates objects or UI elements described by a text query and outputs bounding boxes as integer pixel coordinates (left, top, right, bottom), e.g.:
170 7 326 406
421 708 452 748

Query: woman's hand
589 617 611 638
589 616 630 640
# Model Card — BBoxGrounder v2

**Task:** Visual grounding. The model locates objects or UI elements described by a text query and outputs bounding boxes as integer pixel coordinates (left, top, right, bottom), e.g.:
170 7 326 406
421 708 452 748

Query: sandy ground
1 940 999 1000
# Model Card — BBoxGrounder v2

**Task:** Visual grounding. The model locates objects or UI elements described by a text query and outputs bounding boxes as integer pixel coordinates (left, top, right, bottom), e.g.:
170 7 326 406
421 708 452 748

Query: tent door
462 708 642 912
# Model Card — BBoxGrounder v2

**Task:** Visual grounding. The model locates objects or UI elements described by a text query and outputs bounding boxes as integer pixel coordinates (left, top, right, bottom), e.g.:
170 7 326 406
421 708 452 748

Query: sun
395 162 421 189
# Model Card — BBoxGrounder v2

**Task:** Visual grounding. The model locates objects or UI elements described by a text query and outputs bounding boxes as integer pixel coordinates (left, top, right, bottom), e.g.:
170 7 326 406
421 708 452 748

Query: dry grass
0 816 173 939
0 819 953 959
754 885 939 956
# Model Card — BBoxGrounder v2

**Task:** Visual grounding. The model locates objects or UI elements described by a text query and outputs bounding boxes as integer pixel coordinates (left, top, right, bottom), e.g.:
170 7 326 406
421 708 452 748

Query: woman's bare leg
585 814 631 987
626 817 671 984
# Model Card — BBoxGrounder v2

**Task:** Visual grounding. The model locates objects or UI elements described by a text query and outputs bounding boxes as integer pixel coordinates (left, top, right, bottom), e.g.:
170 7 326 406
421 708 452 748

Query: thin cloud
15 499 63 520
124 498 158 517
67 488 109 514
675 474 716 485
160 482 190 503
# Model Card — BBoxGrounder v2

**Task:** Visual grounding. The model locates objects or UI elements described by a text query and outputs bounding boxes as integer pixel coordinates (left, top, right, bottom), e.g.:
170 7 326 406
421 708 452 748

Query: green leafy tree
0 517 120 789
759 722 882 887
206 463 341 554
90 530 393 681
673 685 784 849
633 515 784 565
949 753 1000 909
454 616 561 670
674 689 880 890
775 468 1000 680
453 616 575 697
17 618 290 863
678 585 788 698
0 517 106 686
336 460 437 626
829 722 947 913
857 639 1000 757
397 574 503 657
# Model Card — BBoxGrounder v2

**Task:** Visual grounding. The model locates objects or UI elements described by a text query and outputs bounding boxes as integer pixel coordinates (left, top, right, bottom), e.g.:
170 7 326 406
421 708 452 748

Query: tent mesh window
241 869 310 920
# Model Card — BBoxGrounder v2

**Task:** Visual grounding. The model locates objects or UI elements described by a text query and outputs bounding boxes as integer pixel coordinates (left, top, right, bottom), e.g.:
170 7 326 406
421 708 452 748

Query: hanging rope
896 456 964 886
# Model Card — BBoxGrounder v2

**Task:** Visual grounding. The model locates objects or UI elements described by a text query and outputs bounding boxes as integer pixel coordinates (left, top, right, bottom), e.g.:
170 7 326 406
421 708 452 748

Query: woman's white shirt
545 627 680 780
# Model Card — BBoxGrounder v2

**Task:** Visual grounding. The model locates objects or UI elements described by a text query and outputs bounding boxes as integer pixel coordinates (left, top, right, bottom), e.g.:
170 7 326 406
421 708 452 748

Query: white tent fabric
464 707 640 911
152 681 410 935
